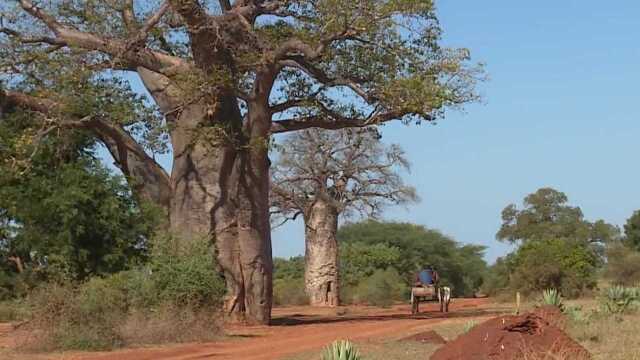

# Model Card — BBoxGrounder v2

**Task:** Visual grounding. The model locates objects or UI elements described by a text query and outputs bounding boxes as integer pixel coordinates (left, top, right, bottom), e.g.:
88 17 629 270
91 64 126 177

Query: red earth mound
401 330 447 345
430 306 590 360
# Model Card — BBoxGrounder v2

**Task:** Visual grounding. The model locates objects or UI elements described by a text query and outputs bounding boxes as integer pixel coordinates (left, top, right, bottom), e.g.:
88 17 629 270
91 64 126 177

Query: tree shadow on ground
271 307 508 327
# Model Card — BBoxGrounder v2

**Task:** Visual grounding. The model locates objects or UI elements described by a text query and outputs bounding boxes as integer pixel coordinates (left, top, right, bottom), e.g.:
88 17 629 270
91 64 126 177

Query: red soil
430 306 591 360
0 298 500 360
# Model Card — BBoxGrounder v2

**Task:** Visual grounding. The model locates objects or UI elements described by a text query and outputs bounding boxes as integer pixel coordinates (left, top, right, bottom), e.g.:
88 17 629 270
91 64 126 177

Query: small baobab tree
271 127 417 306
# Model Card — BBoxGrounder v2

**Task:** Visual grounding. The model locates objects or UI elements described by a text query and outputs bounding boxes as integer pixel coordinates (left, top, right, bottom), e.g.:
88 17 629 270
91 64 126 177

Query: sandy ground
0 298 504 360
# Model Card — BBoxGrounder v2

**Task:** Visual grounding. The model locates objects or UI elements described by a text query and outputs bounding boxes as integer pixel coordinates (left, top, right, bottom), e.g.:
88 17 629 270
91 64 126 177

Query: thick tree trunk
304 199 340 307
136 69 273 325
167 98 272 324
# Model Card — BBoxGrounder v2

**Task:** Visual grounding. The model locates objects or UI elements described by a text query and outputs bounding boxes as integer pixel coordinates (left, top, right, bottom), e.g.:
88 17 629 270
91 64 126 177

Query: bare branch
271 127 417 221
270 110 407 133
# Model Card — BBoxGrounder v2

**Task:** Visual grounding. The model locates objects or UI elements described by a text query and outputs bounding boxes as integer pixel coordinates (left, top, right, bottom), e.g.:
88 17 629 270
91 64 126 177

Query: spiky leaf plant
542 288 564 309
601 285 640 314
321 340 362 360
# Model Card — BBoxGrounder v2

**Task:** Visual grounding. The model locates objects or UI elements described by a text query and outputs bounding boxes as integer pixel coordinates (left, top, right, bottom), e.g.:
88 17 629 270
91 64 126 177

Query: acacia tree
0 0 481 323
271 128 417 306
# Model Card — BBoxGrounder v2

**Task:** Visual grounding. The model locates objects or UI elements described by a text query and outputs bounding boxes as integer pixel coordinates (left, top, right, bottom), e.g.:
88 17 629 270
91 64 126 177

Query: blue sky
273 1 640 262
114 1 640 263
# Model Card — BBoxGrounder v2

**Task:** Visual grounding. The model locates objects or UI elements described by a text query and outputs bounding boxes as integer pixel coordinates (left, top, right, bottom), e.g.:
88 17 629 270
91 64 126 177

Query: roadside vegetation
274 220 489 307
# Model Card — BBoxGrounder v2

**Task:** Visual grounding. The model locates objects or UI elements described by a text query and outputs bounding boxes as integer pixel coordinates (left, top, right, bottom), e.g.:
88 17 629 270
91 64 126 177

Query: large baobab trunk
167 98 273 325
304 199 340 307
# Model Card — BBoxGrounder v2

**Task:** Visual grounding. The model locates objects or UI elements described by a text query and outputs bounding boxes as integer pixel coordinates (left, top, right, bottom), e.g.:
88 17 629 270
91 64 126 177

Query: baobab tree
271 128 417 306
0 0 481 324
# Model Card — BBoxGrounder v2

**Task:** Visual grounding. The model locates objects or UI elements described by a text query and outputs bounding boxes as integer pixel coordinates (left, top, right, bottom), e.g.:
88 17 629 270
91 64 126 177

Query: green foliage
340 242 402 289
599 285 640 315
347 268 406 307
541 288 564 309
497 187 618 259
624 210 640 250
509 238 598 297
492 188 615 297
273 256 307 306
321 340 362 360
0 111 158 298
273 277 308 306
24 237 224 351
338 220 488 297
480 257 511 296
144 236 225 307
274 256 305 281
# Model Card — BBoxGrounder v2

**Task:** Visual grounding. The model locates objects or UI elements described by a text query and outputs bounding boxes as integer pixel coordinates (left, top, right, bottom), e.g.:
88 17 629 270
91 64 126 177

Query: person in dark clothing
415 265 439 286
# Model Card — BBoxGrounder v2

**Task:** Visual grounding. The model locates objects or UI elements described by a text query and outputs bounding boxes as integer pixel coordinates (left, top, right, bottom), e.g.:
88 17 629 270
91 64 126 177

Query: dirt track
1 298 502 360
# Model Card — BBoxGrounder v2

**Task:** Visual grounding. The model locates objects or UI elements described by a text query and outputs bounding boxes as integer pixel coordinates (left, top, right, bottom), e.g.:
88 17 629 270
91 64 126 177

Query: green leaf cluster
337 220 488 297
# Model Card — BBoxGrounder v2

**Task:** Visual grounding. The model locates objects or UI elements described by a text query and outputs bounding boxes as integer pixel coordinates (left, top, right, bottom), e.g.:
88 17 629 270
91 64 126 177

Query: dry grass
568 311 640 360
119 304 221 346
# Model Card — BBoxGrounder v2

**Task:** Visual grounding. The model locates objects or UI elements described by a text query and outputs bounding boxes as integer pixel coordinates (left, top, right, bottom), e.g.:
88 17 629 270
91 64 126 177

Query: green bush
273 277 308 306
148 237 225 307
509 238 598 297
338 221 488 297
348 268 406 307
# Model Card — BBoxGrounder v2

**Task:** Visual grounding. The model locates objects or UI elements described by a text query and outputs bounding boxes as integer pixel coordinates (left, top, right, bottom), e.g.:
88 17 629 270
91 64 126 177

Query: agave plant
542 288 564 309
601 285 640 314
321 340 362 360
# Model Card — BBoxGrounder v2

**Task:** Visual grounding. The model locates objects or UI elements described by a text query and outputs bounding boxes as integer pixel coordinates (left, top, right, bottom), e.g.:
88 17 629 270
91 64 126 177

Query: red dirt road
2 298 501 360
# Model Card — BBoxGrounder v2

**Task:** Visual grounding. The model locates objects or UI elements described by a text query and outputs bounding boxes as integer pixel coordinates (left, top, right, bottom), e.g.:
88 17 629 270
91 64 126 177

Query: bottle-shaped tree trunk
304 199 340 307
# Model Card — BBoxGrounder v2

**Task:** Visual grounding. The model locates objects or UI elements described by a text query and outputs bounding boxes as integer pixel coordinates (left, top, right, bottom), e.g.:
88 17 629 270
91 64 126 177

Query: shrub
273 277 308 306
509 238 598 297
148 236 225 307
350 268 406 307
605 245 640 286
26 279 128 350
23 237 225 351
119 303 220 345
0 300 30 322
321 340 361 360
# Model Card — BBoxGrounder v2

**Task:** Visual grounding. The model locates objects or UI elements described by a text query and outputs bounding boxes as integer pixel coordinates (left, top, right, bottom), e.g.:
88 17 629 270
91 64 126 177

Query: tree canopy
0 109 156 297
497 187 618 258
488 188 619 297
624 210 640 250
337 220 487 297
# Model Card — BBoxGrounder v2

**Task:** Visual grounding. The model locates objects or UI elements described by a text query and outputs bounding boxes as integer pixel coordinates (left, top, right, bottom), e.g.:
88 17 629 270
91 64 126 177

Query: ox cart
410 285 451 314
